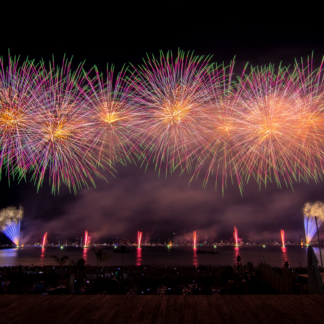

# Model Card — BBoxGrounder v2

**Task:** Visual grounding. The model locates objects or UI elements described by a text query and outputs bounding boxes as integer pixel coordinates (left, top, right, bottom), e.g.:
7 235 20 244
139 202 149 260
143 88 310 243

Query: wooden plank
92 296 119 324
254 295 294 324
1 295 324 324
125 296 151 324
223 295 259 324
183 296 196 324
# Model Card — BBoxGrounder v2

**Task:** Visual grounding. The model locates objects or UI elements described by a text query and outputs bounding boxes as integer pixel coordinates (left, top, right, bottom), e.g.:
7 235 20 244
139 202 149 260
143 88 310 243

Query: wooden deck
0 295 324 324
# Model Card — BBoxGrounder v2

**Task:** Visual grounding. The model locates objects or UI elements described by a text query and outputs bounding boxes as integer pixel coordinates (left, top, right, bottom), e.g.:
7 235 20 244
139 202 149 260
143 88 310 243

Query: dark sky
1 7 324 244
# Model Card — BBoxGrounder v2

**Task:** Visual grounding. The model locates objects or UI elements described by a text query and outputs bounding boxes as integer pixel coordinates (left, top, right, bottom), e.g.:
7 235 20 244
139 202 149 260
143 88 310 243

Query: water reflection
136 248 142 266
83 248 88 263
40 248 45 266
193 247 198 268
281 247 289 266
234 247 240 266
0 248 18 258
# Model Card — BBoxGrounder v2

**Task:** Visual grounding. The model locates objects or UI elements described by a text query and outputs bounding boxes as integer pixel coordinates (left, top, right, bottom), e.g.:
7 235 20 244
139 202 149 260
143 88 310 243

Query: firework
304 216 322 245
281 229 285 247
137 231 142 247
303 201 324 244
233 226 238 247
231 64 312 188
26 57 108 194
128 50 218 175
193 231 197 247
84 230 89 248
0 54 44 181
0 206 23 246
42 232 47 249
304 201 324 220
82 65 140 166
1 52 324 194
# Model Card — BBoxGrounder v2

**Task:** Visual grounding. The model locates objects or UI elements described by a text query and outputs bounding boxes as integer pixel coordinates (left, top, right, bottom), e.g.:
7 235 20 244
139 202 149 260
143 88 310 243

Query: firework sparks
137 231 142 247
303 201 324 244
42 232 47 249
193 231 197 248
128 50 217 175
0 54 44 181
84 230 89 248
1 53 324 194
26 58 108 194
83 65 140 166
0 206 23 246
280 229 285 247
233 226 238 247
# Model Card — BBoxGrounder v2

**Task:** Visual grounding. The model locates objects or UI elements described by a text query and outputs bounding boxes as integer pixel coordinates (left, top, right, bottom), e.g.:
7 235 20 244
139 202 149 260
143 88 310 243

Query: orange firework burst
128 50 223 175
83 66 140 166
0 56 43 179
191 60 242 192
228 62 324 189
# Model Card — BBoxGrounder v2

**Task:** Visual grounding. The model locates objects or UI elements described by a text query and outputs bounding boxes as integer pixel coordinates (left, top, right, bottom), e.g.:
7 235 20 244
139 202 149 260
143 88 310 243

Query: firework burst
26 57 108 193
0 54 44 181
128 50 217 175
0 206 23 246
82 65 140 166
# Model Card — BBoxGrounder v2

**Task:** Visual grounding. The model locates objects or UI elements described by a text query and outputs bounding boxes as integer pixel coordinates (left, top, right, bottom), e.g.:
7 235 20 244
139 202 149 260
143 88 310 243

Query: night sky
1 8 324 244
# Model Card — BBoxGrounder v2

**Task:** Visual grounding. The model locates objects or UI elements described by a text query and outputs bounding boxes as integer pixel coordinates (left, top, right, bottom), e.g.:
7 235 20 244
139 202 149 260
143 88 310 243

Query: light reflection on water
281 247 288 265
82 248 88 263
135 248 142 266
193 247 198 268
40 248 45 266
0 246 323 268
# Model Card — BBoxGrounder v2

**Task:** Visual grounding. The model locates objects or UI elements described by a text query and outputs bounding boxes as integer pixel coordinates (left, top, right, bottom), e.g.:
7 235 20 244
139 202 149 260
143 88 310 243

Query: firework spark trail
280 229 285 247
138 231 142 247
42 232 47 248
128 50 220 176
84 230 88 248
193 231 197 247
82 65 141 166
137 231 142 247
233 226 238 246
0 206 23 246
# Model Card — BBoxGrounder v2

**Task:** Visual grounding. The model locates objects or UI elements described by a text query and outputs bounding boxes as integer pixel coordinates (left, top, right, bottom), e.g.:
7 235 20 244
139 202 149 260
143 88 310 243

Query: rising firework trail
84 230 89 248
280 229 285 247
233 226 238 247
193 231 197 248
137 231 142 248
42 232 47 249
0 206 23 246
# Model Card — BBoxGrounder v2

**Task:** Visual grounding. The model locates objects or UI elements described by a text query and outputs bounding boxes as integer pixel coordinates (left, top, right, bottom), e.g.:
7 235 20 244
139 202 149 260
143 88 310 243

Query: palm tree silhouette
91 248 110 267
70 258 86 274
51 255 69 268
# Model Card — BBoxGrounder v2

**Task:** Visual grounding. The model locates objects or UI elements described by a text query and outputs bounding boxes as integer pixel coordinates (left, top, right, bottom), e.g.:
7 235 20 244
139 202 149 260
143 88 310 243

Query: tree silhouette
51 255 69 267
91 248 110 267
70 258 86 274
